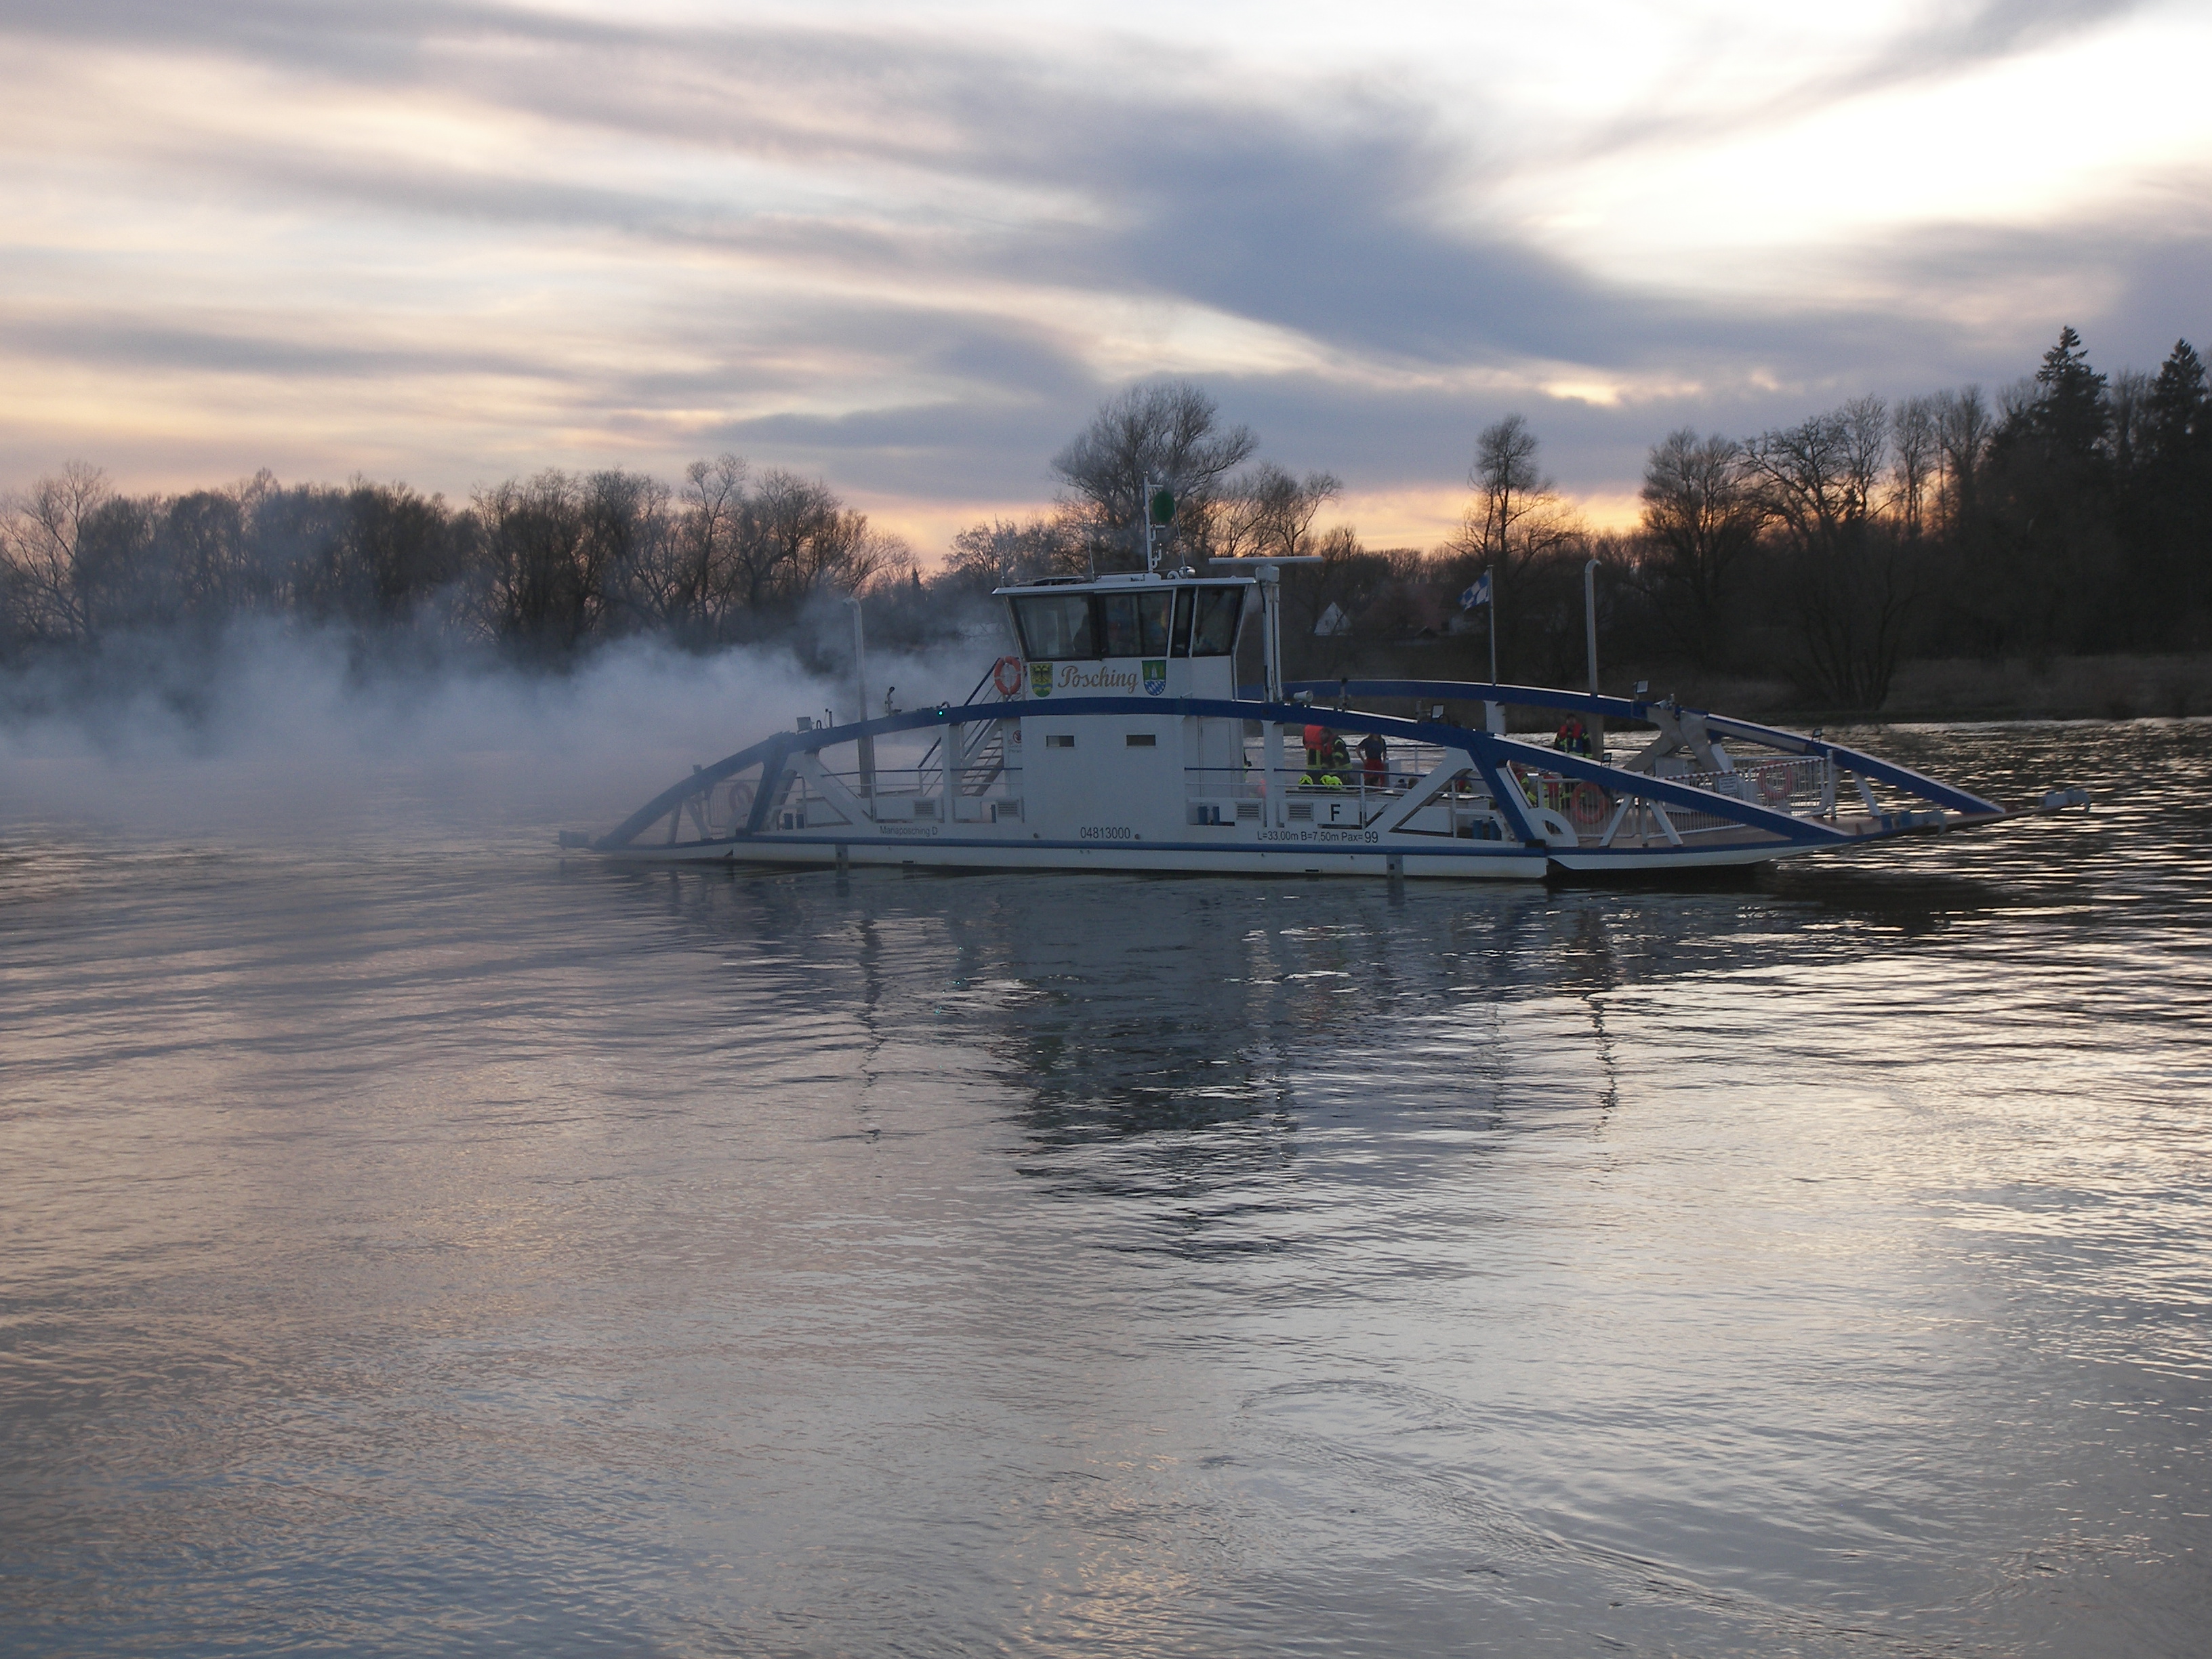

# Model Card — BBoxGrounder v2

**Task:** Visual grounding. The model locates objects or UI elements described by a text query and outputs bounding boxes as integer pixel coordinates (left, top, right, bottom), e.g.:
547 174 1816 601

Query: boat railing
1500 761 1805 843
709 744 1827 846
1662 754 1831 818
1181 758 1511 834
1176 743 1835 845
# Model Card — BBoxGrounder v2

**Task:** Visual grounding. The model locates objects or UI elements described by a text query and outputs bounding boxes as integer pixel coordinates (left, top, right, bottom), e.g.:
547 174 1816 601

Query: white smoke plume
0 620 1002 852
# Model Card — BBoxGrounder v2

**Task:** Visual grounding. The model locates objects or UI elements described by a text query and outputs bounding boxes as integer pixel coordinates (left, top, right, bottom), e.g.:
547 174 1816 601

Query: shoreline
1599 651 2212 729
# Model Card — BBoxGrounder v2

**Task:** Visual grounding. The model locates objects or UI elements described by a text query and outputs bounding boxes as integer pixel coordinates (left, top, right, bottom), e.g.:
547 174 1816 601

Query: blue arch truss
594 680 1996 853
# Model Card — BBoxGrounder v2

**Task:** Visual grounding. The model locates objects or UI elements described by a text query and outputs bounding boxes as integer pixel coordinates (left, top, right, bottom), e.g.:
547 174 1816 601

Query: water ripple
3 722 2208 1656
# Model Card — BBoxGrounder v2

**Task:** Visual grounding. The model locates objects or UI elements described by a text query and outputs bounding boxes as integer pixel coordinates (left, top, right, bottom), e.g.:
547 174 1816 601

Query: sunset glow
3 0 2205 554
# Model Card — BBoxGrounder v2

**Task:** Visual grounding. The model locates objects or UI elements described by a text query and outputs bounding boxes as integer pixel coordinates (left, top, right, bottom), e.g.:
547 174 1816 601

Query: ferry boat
577 562 2080 878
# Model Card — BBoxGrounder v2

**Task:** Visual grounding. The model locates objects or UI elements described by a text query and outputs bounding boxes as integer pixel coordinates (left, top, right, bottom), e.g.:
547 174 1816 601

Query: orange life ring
1569 781 1608 825
1757 764 1792 804
991 655 1023 697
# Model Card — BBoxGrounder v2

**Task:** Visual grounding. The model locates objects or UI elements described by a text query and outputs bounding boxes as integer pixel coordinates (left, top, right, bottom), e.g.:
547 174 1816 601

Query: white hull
600 828 1826 880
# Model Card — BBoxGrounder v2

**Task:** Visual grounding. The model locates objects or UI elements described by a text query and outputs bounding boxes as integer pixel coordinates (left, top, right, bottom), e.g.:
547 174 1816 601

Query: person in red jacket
1357 731 1388 789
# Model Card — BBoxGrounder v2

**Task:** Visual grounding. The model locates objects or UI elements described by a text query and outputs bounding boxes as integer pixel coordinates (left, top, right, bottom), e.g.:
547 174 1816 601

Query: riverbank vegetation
4 328 2207 717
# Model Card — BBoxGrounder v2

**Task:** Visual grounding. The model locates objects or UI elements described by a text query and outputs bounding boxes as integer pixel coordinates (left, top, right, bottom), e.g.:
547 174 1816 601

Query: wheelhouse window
1138 590 1174 656
1098 590 1176 658
1011 583 1240 662
1189 586 1242 657
1011 594 1094 661
1099 593 1142 658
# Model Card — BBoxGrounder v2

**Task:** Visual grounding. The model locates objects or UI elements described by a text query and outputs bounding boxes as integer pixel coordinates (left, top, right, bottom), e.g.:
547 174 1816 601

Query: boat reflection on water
611 846 2019 1153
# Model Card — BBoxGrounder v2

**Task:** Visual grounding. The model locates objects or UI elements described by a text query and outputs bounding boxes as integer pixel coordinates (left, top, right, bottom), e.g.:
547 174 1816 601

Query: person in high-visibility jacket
1302 722 1332 784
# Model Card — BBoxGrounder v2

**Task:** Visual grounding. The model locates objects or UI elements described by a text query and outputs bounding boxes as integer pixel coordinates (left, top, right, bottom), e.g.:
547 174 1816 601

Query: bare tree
1933 385 1994 533
1637 428 1761 666
575 468 669 640
1891 396 1940 535
617 453 750 638
1450 414 1579 581
735 469 884 613
162 487 253 623
1473 415 1538 558
72 492 169 635
1 461 111 641
331 480 464 626
659 454 748 634
599 455 896 643
945 514 1080 589
1744 398 1887 549
1214 462 1342 561
1052 381 1257 569
1746 398 1919 708
473 471 609 655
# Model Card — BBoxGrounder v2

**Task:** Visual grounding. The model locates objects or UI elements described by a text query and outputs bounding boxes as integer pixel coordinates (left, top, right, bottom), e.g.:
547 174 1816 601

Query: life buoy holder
1569 781 1608 826
1757 764 1793 804
991 655 1023 697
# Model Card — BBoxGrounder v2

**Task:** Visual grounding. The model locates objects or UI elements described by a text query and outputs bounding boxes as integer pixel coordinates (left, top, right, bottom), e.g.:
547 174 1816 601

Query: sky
2 0 2208 554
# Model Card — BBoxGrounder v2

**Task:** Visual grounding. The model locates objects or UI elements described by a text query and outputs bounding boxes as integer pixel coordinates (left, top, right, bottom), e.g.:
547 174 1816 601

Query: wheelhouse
1002 576 1248 664
999 571 1255 702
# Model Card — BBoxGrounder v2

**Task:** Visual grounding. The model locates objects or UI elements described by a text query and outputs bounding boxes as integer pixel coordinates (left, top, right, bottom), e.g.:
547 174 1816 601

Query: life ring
1569 781 1608 825
1757 764 1792 804
991 655 1023 697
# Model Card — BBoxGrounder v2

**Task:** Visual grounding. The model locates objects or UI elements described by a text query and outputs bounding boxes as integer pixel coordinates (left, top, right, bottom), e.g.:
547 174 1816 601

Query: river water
3 720 2209 1657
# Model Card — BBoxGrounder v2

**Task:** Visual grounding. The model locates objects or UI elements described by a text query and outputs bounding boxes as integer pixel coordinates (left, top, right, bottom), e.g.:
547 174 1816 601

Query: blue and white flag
1459 573 1492 610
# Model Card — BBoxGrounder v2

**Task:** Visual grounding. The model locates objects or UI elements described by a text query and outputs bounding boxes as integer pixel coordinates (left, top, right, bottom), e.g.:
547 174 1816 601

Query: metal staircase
917 663 1019 798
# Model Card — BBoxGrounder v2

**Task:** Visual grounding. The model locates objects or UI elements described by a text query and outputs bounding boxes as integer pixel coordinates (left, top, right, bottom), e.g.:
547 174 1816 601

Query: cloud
1563 0 2148 163
0 0 2205 550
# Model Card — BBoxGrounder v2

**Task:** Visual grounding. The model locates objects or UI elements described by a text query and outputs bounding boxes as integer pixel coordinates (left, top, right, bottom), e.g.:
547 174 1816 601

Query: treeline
6 328 2208 710
935 331 2212 708
1612 328 2212 705
0 458 928 667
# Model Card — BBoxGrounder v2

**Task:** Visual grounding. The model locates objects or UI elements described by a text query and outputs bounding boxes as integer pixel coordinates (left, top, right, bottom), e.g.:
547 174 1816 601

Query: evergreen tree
2129 340 2212 644
1975 329 2119 651
2146 340 2209 468
2028 325 2111 461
